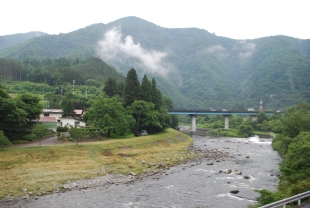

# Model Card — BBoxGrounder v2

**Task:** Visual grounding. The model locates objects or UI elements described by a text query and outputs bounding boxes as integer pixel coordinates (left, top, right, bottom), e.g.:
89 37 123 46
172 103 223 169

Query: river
1 135 282 208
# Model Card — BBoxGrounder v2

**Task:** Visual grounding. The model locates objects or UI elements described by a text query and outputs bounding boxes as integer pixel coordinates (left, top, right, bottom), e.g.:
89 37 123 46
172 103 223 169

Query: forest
250 102 310 207
0 62 178 143
1 16 310 110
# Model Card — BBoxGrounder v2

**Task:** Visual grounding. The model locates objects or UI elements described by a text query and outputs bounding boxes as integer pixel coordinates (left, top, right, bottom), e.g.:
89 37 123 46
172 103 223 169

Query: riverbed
1 135 282 208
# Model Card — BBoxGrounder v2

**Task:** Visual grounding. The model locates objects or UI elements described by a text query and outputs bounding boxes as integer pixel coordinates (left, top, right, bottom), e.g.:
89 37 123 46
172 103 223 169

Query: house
38 116 57 131
39 109 86 129
41 109 63 119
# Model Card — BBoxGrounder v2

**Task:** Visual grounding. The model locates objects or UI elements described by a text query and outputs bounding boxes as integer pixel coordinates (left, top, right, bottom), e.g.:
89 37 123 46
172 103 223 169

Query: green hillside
0 31 47 52
0 16 309 110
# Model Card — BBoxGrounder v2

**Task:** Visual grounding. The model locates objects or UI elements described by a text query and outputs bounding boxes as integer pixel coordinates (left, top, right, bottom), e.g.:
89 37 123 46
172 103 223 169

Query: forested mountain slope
0 16 309 110
0 31 47 51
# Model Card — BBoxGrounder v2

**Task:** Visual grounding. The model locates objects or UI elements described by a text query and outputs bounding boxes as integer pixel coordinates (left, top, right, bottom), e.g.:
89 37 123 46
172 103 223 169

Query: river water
2 135 282 208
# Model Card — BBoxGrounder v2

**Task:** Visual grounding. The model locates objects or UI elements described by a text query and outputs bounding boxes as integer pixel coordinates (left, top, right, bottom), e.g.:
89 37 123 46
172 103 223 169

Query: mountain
0 16 310 110
0 31 47 51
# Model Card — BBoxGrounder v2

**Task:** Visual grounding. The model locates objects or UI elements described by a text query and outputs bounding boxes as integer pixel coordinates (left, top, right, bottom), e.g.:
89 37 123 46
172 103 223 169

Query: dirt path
13 135 61 148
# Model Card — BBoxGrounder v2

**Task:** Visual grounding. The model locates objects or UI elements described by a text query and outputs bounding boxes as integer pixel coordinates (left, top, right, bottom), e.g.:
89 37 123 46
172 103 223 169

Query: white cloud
238 40 256 59
206 45 228 59
96 27 174 77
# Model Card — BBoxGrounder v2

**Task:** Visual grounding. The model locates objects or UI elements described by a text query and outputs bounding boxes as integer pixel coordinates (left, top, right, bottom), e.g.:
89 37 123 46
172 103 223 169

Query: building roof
39 117 56 122
74 110 83 115
42 109 63 113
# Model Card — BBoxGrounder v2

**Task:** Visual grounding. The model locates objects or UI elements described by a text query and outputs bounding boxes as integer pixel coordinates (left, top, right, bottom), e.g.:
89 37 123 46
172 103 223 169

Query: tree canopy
83 96 134 137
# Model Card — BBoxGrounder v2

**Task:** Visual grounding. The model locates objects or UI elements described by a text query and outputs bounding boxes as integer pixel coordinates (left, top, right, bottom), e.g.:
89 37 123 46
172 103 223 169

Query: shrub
57 126 69 132
23 134 36 141
238 124 254 137
0 130 12 150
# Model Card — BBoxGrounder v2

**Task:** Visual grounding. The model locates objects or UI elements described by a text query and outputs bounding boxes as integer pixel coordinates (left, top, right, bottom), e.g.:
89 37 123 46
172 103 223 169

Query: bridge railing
259 190 310 208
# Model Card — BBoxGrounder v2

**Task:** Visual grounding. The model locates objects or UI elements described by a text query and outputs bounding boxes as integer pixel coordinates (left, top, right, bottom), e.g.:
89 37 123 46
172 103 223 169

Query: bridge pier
224 115 231 129
189 114 197 133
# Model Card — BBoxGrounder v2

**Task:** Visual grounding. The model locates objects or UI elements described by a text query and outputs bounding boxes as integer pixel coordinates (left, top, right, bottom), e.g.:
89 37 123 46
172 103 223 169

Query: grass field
0 129 195 199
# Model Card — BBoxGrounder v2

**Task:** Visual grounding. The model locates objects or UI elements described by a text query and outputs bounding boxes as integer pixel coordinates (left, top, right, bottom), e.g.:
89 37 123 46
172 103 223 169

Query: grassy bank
0 129 194 199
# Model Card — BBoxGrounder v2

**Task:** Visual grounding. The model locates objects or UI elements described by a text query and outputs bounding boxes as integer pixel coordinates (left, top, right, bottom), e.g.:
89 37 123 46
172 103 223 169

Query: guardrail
260 191 310 208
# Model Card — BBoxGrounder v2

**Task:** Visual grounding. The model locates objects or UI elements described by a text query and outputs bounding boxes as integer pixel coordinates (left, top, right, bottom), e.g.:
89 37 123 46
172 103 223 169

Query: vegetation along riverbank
0 128 199 199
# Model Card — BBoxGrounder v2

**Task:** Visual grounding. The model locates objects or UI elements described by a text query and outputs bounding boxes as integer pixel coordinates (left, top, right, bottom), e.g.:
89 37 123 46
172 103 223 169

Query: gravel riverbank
1 135 281 208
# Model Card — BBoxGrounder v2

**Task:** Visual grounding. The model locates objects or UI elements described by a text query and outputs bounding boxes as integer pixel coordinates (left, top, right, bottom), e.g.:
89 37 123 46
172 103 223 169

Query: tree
281 107 310 138
0 86 27 127
103 77 117 97
69 127 89 145
150 77 162 110
257 111 269 124
116 81 124 96
83 96 134 137
16 93 42 125
280 132 310 183
31 123 50 146
163 96 179 129
272 134 294 156
123 68 140 107
128 100 161 133
140 74 152 102
238 124 254 137
0 130 12 150
62 100 75 117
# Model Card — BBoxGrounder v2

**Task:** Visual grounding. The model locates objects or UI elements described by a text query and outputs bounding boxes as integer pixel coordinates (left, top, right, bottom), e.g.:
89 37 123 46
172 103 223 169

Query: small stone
230 190 239 194
244 176 250 179
245 156 250 158
235 170 242 175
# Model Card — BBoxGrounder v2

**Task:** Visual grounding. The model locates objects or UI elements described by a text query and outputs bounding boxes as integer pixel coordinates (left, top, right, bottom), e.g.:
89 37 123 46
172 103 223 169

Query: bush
238 124 254 137
0 130 12 150
57 126 69 132
32 124 50 140
67 137 73 141
254 189 280 207
23 134 36 141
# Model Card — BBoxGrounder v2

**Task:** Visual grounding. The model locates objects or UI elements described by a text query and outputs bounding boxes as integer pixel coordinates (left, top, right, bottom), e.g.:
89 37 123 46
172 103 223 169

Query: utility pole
73 80 75 92
86 86 88 99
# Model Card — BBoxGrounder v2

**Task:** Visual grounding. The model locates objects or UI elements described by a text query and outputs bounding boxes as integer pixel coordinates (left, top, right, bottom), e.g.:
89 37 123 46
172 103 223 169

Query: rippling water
4 135 282 208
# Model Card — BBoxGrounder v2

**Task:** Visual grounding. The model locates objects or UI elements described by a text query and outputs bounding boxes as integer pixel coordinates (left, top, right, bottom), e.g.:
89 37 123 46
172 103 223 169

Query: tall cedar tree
117 81 124 96
123 68 140 107
140 75 152 102
104 77 117 97
151 77 162 110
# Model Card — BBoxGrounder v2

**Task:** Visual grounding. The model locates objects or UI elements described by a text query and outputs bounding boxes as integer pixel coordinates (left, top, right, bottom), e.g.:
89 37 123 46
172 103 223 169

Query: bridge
168 109 277 132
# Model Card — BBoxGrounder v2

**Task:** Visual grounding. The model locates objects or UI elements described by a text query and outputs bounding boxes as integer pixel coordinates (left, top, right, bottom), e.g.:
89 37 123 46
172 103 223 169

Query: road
13 135 60 148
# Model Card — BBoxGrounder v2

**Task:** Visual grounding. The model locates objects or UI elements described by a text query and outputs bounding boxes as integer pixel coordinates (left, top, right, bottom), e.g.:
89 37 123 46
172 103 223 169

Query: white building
39 109 85 128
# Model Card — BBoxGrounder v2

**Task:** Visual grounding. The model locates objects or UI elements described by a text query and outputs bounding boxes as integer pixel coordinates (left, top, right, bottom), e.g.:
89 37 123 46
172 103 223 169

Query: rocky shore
1 136 280 208
1 144 241 205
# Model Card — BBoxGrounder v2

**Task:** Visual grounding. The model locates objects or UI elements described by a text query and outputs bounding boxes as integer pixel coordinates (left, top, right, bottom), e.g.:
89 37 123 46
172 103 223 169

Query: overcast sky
1 0 309 40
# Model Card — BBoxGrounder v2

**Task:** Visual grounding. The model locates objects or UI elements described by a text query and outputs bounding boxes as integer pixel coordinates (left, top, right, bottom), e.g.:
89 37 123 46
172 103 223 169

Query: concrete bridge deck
168 109 278 131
